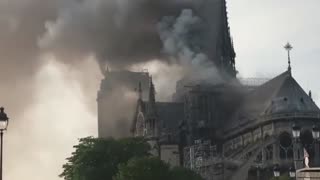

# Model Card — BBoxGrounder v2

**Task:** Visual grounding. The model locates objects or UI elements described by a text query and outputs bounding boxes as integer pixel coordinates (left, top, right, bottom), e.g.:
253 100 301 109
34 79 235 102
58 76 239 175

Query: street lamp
0 107 9 180
289 166 296 179
292 124 302 169
313 125 320 166
312 125 320 140
292 124 301 139
273 164 280 178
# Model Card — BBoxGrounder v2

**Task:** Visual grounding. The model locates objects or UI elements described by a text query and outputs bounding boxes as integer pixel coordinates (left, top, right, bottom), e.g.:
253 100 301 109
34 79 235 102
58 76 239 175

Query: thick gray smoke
157 9 223 84
39 0 187 70
38 0 224 72
0 0 227 180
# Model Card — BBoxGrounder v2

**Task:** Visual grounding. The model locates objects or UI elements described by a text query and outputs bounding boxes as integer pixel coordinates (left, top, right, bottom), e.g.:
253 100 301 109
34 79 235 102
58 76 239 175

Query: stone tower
97 70 150 138
198 0 237 78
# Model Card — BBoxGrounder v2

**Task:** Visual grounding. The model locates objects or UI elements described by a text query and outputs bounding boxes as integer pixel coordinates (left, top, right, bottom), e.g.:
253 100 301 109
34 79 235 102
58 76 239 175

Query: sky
228 0 320 102
1 0 320 180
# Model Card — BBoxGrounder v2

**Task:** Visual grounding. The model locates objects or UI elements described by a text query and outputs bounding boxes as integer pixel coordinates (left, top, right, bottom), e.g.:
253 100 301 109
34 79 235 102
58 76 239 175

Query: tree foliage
115 157 204 180
60 137 150 180
170 166 204 180
115 157 171 180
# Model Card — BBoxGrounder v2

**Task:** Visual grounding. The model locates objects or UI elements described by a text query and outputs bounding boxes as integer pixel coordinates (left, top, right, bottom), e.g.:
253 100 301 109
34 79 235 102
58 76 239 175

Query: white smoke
157 9 223 84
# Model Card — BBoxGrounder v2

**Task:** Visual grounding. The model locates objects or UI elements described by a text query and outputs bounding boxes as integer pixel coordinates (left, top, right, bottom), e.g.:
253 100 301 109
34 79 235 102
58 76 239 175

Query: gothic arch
265 144 273 160
135 112 145 137
279 132 293 160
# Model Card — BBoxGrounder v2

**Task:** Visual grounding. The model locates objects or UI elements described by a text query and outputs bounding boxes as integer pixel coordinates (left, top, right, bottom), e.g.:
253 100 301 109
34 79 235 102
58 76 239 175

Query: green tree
170 166 204 180
115 157 204 180
60 137 150 180
115 157 171 180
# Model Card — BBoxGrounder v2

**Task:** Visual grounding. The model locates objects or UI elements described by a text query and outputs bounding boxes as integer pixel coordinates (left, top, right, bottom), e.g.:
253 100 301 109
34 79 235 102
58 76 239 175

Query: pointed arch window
136 113 145 137
279 132 293 160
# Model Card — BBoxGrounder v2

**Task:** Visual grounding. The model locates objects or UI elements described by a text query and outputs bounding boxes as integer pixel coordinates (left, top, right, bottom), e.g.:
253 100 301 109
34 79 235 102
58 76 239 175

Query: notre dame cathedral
97 0 320 179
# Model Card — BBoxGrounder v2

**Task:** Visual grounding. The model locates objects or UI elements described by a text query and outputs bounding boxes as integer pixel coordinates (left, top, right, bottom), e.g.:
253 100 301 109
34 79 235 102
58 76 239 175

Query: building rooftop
226 70 320 132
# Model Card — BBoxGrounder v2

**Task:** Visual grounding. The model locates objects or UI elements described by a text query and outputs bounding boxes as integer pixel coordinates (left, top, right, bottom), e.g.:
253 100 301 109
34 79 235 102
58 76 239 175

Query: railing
296 168 320 179
238 78 270 87
261 112 320 121
225 112 320 137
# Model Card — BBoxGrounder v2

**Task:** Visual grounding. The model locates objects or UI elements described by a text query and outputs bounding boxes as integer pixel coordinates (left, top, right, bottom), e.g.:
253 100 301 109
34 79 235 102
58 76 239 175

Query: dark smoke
0 0 228 180
38 0 215 71
1 0 224 111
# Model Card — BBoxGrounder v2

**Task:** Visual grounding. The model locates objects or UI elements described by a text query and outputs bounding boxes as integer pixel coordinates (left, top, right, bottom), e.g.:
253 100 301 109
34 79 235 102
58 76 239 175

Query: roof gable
264 73 319 114
235 71 319 123
239 71 290 119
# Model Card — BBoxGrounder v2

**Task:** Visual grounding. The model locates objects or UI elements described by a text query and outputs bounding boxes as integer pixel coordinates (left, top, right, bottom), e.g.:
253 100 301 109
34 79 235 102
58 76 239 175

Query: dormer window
300 98 304 103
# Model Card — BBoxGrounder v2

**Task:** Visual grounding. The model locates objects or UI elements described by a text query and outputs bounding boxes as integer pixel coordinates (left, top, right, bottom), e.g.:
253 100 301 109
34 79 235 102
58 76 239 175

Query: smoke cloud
157 9 223 84
38 0 223 72
0 0 228 180
39 0 178 69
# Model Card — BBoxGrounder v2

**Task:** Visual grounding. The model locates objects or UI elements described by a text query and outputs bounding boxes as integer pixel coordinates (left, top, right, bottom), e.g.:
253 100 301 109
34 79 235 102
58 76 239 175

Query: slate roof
226 70 320 130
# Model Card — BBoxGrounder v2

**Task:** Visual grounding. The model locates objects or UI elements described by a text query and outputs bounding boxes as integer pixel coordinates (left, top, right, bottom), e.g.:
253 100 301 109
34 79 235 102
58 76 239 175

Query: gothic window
256 152 262 163
135 113 145 137
265 144 273 160
152 119 155 130
279 132 293 160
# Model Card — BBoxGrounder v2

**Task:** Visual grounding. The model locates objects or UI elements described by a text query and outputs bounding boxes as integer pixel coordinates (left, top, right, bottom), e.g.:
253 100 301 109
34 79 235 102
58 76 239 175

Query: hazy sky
2 1 320 180
229 0 320 103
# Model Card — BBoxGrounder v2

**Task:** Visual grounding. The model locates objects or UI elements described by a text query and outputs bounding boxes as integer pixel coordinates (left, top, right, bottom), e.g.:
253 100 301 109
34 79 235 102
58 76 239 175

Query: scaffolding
238 78 270 87
184 139 224 180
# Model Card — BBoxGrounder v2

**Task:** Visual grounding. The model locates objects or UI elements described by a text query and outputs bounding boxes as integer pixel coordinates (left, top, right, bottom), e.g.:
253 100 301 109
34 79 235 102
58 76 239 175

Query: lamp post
292 124 301 140
292 124 302 170
289 166 296 179
312 125 320 166
273 164 280 179
0 107 9 180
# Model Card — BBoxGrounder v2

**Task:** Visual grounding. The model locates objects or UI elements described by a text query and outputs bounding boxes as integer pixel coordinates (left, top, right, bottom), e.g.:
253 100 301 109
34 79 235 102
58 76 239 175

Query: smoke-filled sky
0 0 320 180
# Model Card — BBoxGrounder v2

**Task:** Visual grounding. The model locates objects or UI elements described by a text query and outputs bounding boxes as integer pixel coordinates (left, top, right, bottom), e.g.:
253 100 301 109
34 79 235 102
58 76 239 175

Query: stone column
293 139 304 170
273 141 280 164
314 141 320 166
262 147 266 163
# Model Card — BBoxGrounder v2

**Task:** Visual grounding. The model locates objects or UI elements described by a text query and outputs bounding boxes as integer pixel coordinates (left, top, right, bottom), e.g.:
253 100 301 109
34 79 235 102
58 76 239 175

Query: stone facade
97 0 320 179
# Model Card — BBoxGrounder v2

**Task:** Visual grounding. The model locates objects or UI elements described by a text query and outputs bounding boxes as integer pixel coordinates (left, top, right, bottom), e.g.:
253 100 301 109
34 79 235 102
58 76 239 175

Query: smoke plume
38 0 224 73
0 0 228 180
157 9 223 84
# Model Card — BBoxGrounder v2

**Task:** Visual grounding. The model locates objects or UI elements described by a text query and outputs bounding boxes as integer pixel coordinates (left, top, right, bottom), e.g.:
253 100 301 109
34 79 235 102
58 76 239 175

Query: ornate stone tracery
135 112 145 137
279 132 293 160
